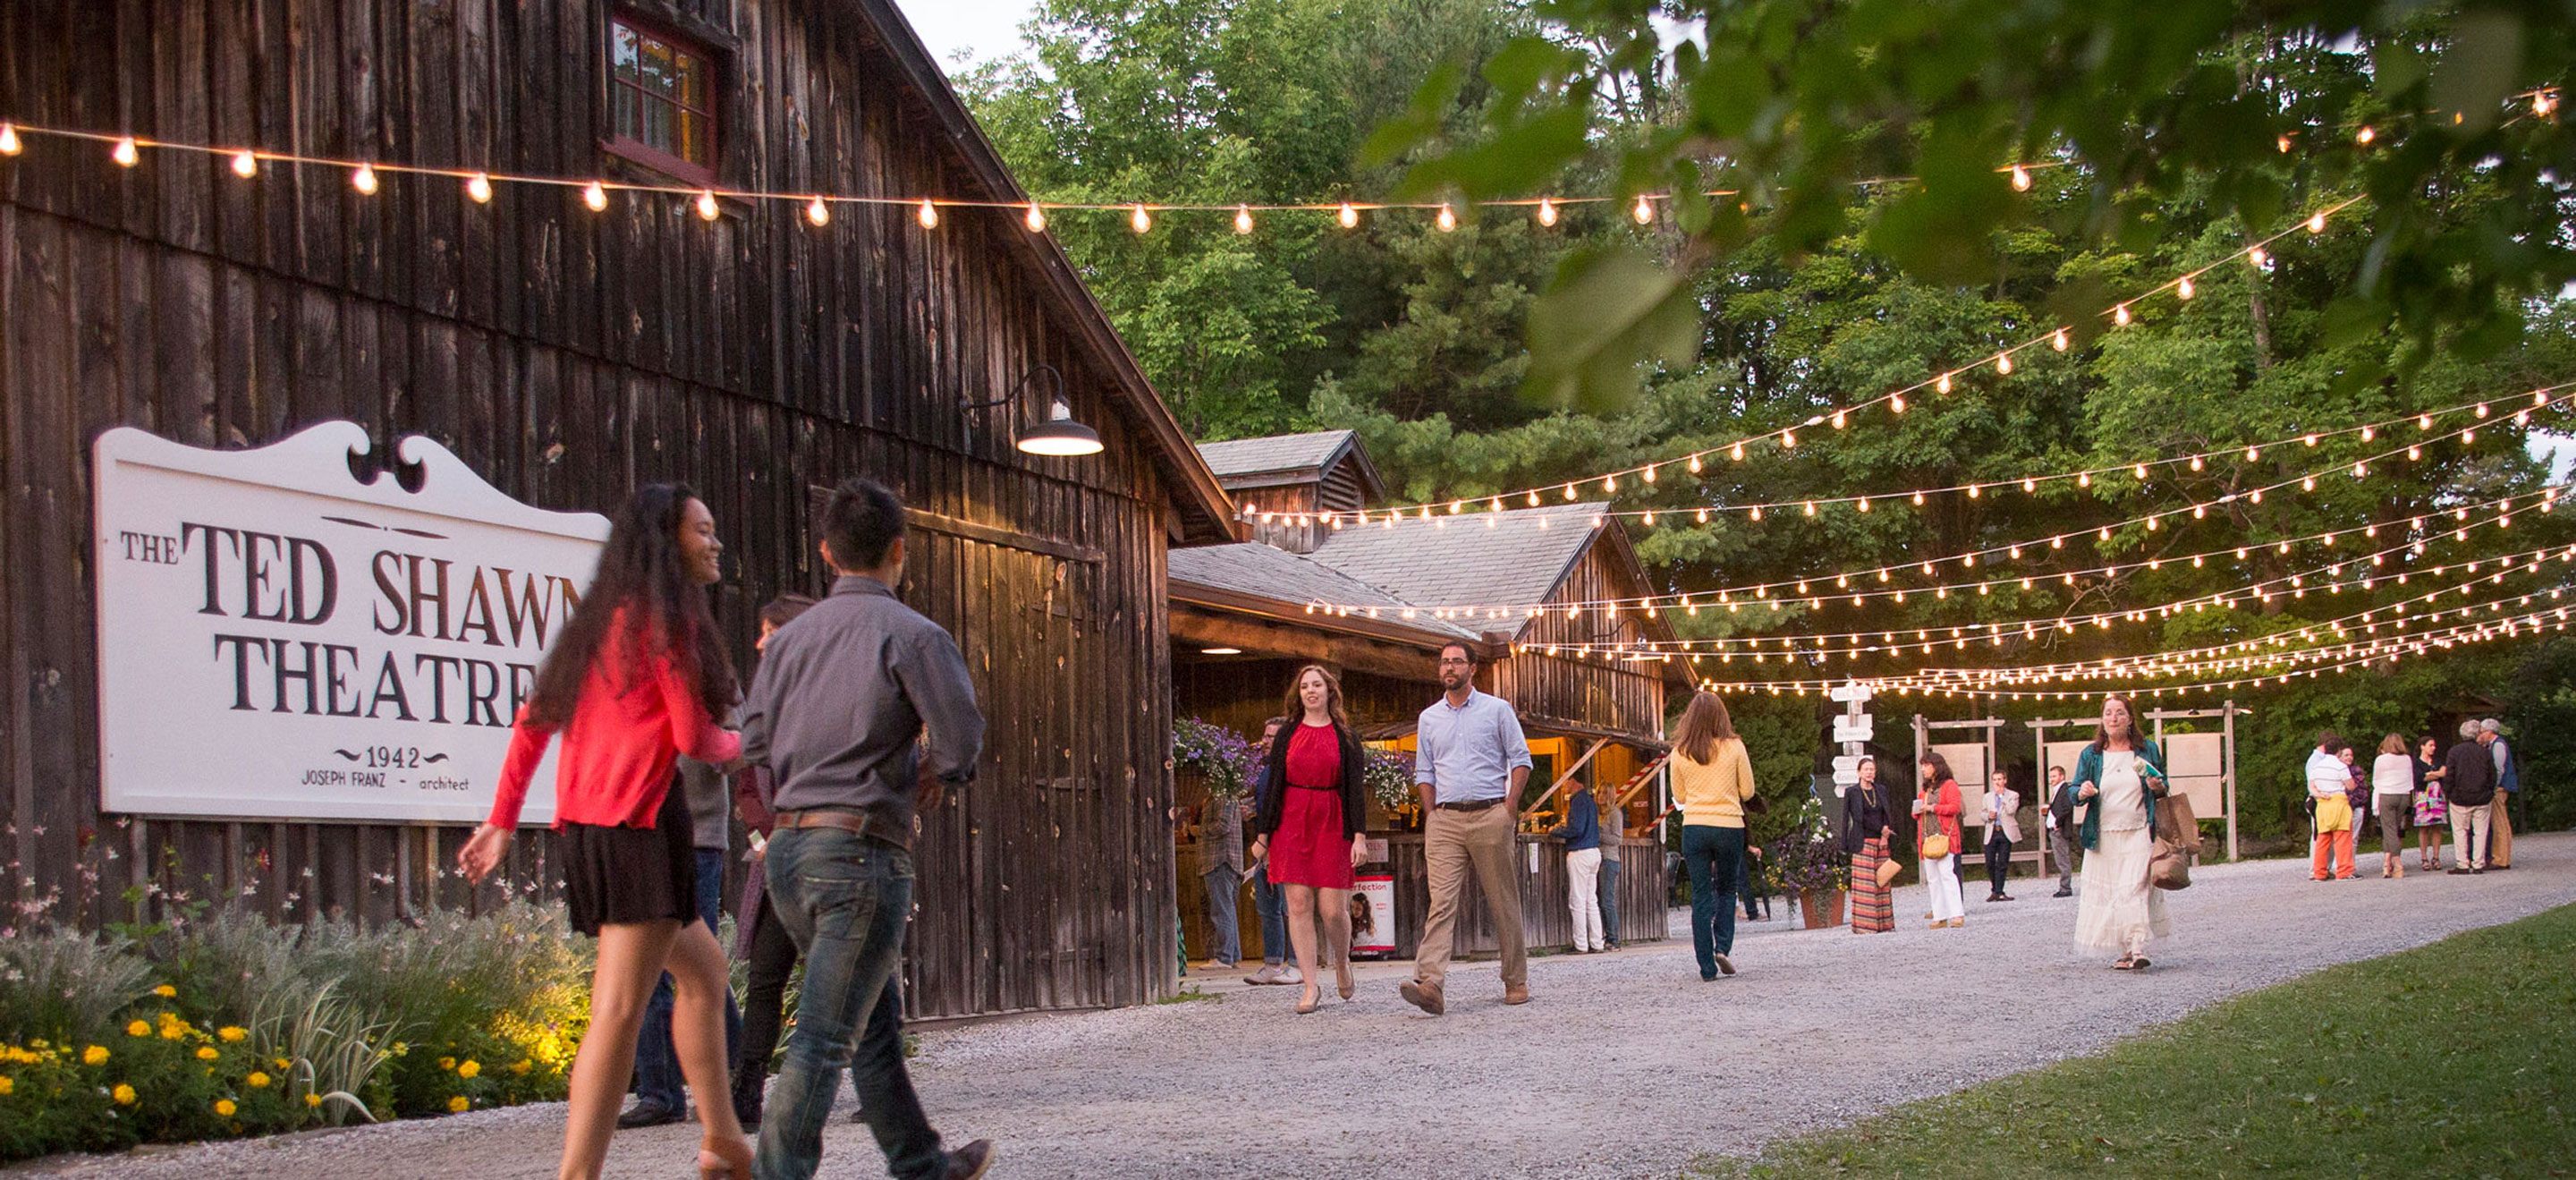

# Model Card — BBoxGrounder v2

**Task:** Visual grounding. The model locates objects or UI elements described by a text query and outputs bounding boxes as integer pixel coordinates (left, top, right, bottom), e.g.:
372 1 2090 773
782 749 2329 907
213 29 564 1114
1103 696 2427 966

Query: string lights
1296 394 2572 619
1250 384 2569 531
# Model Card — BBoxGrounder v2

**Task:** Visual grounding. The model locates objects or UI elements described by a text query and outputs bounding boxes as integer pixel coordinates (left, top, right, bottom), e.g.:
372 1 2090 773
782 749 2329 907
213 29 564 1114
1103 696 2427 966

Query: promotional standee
1352 875 1397 957
90 422 609 823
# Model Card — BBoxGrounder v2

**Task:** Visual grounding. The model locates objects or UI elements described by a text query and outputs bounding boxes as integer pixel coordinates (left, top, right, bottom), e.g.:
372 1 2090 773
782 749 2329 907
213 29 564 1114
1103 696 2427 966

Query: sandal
2111 955 2139 971
2130 956 2151 971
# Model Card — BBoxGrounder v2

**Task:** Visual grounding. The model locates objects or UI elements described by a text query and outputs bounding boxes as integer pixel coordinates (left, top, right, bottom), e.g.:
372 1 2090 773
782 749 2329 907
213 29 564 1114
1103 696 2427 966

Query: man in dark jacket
2044 766 2080 897
2443 721 2497 874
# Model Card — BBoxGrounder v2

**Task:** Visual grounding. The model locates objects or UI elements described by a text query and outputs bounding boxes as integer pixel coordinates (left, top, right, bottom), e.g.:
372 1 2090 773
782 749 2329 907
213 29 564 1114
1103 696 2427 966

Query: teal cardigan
2071 740 2169 852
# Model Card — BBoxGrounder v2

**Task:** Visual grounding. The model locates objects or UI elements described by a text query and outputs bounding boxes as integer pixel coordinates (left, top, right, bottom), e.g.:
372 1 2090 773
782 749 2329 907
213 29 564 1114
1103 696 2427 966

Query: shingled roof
1306 502 1608 633
1196 429 1357 479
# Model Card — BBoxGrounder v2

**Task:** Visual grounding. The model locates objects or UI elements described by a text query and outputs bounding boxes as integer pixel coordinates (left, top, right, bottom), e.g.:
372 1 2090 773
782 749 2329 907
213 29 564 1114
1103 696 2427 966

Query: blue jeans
1251 862 1289 964
1682 825 1744 978
1200 865 1242 965
1597 857 1623 946
755 828 945 1180
633 847 743 1109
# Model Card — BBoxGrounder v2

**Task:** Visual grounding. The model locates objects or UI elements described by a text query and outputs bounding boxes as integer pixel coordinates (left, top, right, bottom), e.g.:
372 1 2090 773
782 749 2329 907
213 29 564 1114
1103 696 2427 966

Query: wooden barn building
1170 430 1682 959
0 0 1241 1020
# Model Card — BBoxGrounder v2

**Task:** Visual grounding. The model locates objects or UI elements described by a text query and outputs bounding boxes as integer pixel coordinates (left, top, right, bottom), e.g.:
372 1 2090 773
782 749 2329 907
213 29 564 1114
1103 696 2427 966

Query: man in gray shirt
737 479 990 1180
1401 641 1533 1015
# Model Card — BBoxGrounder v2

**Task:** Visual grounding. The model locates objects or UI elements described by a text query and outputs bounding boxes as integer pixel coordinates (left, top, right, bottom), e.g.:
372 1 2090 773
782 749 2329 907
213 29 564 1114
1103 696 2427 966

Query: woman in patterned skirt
2411 734 2450 870
1841 755 1902 934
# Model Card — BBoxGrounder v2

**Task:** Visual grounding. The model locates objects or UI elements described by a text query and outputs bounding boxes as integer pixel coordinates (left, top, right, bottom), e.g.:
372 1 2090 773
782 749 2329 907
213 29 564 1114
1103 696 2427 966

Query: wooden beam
1170 607 1439 682
1521 737 1609 817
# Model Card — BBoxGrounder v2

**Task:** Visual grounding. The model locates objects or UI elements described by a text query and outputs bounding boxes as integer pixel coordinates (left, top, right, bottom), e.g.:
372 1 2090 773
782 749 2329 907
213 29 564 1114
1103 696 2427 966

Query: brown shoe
1503 983 1530 1006
1399 979 1445 1015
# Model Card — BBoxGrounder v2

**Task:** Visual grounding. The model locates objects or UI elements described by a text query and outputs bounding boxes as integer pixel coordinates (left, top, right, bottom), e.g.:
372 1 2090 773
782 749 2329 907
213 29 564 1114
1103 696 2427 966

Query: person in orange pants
2307 734 2358 880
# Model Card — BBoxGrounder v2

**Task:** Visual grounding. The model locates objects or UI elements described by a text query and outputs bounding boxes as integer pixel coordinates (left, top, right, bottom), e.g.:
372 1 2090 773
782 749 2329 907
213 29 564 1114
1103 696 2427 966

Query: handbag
1874 853 1903 888
2149 786 2200 890
1919 828 1951 861
1742 791 1769 817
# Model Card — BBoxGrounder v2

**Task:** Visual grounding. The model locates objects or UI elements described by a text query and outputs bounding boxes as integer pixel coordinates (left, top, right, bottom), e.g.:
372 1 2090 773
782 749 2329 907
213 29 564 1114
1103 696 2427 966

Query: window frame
602 9 724 188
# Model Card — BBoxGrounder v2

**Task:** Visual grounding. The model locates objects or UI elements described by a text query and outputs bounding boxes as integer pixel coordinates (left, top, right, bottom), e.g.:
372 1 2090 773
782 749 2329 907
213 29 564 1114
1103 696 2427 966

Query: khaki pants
1412 803 1527 990
2492 794 2514 866
2450 803 2493 869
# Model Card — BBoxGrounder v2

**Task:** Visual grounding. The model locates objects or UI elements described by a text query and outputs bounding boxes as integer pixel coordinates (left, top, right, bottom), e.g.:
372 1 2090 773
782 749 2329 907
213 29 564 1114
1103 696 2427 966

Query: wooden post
2224 700 2240 862
1521 737 1611 818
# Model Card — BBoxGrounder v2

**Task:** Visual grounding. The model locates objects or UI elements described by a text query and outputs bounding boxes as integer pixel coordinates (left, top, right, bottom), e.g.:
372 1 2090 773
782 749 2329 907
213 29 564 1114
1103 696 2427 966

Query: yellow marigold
84 1045 109 1066
159 1024 186 1040
0 1076 13 1095
153 985 176 998
510 1059 531 1076
217 1026 248 1043
457 1060 480 1079
273 1057 290 1070
196 1046 220 1061
446 1095 470 1113
247 1071 270 1089
304 1092 323 1108
126 1020 151 1038
214 1099 236 1116
113 1083 137 1105
437 1056 455 1071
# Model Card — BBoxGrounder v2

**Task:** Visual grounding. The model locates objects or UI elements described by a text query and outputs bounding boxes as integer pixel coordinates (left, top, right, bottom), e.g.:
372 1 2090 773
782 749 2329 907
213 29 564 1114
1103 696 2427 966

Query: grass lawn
1700 904 2576 1177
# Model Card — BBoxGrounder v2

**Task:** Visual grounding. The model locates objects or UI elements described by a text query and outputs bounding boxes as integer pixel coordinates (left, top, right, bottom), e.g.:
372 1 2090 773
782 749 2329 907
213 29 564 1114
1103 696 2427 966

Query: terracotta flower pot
1799 888 1848 930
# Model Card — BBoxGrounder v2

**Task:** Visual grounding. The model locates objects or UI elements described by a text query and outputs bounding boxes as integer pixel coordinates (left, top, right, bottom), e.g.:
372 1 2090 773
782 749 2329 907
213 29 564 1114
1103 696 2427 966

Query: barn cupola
1192 430 1387 555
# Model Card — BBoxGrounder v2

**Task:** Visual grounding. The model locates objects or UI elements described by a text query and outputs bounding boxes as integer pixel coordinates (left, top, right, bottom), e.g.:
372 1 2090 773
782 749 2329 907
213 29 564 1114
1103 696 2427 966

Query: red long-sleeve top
487 614 741 830
1920 778 1962 852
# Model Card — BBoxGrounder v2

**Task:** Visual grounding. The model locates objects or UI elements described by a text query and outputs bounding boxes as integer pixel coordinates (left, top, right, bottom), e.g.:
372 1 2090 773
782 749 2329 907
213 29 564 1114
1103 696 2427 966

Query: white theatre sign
91 422 608 823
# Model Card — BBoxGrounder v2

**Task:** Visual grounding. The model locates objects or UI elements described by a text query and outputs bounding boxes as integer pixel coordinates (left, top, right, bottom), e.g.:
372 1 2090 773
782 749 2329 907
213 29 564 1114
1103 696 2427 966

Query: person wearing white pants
1914 753 1969 929
1551 785 1608 952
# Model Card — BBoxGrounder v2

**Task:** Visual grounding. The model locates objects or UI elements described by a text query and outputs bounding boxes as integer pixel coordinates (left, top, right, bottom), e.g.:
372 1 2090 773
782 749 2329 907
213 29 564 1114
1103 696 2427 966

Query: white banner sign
1831 754 1863 786
91 422 609 822
1833 715 1875 744
1829 683 1875 703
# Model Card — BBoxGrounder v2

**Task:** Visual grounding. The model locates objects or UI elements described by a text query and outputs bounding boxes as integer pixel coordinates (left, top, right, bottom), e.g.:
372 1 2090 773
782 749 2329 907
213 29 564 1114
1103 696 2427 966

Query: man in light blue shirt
1401 641 1533 1015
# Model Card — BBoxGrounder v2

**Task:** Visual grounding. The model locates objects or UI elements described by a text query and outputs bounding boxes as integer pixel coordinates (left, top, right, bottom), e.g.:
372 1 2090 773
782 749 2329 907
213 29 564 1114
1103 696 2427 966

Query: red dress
1270 723 1355 889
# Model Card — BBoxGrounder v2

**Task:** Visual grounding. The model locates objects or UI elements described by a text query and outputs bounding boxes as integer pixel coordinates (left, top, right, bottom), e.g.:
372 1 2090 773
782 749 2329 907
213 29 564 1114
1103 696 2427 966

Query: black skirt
558 782 696 937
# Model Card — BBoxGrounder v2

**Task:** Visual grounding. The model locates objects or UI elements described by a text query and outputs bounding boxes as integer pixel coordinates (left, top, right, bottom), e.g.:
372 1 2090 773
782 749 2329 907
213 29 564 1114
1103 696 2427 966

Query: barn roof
1194 429 1388 501
1305 502 1607 627
855 0 1239 543
1170 542 1480 645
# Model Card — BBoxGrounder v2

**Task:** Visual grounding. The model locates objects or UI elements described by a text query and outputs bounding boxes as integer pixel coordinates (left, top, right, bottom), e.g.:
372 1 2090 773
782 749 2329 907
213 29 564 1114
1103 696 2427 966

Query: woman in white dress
2069 694 2172 971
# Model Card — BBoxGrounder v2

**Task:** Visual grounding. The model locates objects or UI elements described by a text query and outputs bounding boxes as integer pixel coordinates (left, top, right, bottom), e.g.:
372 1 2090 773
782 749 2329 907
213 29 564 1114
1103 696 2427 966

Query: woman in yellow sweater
1671 692 1758 981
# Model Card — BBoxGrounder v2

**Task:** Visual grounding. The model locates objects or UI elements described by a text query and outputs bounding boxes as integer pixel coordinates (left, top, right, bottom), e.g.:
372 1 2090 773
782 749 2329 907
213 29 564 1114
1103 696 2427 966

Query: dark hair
1674 692 1737 765
2048 765 2067 778
821 479 906 572
527 483 737 727
1919 750 1955 790
2090 693 2141 751
758 593 818 630
2317 729 2343 750
1283 664 1353 731
1437 641 1477 666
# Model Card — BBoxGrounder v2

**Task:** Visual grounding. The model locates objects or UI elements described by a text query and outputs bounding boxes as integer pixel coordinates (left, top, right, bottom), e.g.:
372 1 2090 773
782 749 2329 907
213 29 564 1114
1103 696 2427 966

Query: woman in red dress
1249 665 1369 1014
456 485 752 1179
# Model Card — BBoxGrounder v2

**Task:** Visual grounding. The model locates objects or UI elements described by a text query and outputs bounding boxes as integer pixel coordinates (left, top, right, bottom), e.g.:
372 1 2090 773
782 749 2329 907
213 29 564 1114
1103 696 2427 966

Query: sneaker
2052 887 2072 897
1278 964 1303 985
941 1139 997 1180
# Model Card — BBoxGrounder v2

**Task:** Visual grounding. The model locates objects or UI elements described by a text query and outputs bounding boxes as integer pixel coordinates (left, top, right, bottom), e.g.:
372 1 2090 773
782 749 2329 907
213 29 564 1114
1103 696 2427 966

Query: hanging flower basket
1171 717 1254 801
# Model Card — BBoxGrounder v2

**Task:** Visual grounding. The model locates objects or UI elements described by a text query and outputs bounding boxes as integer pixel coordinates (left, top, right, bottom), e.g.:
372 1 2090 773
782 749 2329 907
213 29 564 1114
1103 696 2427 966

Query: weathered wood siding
1487 539 1673 742
0 0 1205 1017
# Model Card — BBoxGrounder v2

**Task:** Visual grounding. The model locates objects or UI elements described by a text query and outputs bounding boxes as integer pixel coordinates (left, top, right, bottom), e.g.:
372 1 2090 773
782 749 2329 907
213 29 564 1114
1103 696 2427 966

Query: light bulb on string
1996 353 2013 376
2053 328 2070 352
2114 302 2132 326
2177 275 2196 300
2010 165 2032 191
229 149 258 178
351 162 378 194
1338 203 1359 229
1632 194 1655 225
2248 247 2267 267
2356 125 2376 145
1233 204 1254 234
696 190 720 221
1936 372 1953 395
2308 211 2327 233
112 135 140 166
1023 203 1046 233
1436 203 1457 233
1536 198 1559 227
583 180 608 211
1130 204 1152 233
0 123 19 156
805 196 830 226
1891 393 1907 413
917 199 939 228
2476 403 2490 418
1730 442 1745 462
467 173 495 204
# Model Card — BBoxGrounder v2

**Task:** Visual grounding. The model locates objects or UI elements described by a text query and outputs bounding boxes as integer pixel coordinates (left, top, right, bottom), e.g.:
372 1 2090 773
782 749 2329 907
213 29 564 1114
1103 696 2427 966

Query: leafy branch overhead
1372 0 2574 412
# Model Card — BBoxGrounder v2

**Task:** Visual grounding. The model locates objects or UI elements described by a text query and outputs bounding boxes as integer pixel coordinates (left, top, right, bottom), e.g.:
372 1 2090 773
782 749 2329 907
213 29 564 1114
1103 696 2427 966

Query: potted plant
1362 748 1416 827
1170 717 1254 802
1766 803 1850 930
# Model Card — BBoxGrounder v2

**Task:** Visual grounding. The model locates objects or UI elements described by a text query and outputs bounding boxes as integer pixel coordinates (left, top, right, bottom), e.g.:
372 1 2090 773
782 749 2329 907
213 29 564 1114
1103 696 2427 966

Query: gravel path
25 833 2575 1179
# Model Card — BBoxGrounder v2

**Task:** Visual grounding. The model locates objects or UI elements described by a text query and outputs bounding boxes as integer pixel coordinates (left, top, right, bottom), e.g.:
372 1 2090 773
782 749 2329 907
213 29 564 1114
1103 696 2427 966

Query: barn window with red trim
607 13 718 185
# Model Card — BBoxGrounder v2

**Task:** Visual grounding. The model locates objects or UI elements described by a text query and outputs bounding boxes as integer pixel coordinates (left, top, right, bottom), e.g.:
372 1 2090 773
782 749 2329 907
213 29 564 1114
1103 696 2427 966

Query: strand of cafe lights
1873 588 2576 694
0 119 2105 237
1686 595 2576 702
1562 533 2573 669
1275 197 2367 531
1305 387 2575 621
1284 85 2563 525
1259 382 2565 532
1536 490 2566 659
1850 544 2576 681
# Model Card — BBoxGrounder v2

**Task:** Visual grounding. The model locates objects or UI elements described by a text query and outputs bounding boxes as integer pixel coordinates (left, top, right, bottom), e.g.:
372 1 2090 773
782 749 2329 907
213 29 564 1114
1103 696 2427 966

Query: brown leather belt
772 809 908 850
1436 798 1504 812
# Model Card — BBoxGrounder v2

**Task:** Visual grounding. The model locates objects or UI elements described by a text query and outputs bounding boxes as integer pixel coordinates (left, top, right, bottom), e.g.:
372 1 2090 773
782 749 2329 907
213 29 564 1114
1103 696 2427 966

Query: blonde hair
2379 733 2407 758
